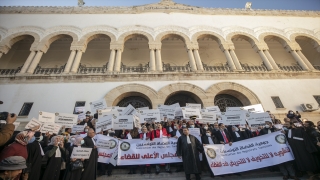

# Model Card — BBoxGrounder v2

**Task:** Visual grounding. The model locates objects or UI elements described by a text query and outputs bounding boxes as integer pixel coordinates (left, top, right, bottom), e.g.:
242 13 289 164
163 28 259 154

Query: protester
27 132 44 180
259 121 275 136
0 156 27 180
81 128 98 180
286 110 301 122
216 123 233 145
64 136 84 180
139 126 151 174
177 127 204 180
0 113 17 146
230 126 248 142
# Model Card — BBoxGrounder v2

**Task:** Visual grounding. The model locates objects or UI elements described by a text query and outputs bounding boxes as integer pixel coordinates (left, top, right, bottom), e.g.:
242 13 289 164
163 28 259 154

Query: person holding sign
139 126 151 175
202 130 218 178
216 123 233 146
230 126 248 142
81 129 98 180
177 128 204 180
259 121 276 136
64 136 84 180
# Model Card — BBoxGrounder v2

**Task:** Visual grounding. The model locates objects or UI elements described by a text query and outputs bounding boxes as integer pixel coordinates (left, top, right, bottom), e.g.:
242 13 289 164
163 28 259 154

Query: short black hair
182 127 189 130
218 123 224 126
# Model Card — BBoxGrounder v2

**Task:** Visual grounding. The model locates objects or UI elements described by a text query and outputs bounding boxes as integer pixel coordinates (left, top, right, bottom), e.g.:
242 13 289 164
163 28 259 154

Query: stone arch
155 31 192 47
191 31 226 45
117 31 154 44
290 33 320 47
226 32 260 47
104 83 159 108
259 32 291 47
206 82 261 106
79 31 116 45
0 31 40 52
158 83 210 107
38 31 79 53
0 27 8 42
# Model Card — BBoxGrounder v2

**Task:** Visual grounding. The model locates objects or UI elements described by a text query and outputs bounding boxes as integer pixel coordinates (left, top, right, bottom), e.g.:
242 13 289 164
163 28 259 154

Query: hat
189 115 197 120
34 131 41 138
0 156 27 170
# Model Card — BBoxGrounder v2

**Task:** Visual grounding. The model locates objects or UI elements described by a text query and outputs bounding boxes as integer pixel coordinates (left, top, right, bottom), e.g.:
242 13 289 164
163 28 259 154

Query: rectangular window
18 102 33 116
314 95 320 105
271 96 284 108
73 101 86 114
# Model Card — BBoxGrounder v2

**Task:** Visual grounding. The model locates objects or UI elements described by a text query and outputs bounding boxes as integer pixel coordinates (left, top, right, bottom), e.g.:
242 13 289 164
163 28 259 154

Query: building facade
0 0 319 126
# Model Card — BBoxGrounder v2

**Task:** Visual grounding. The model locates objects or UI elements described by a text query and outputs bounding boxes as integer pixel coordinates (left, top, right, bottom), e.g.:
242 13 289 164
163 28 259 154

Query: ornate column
257 50 273 71
63 50 76 73
70 50 83 73
264 50 280 70
19 51 36 74
297 50 315 70
26 51 44 74
187 49 197 71
113 49 123 72
193 49 204 71
107 49 116 72
290 50 309 70
220 45 236 71
149 49 156 72
155 49 163 72
229 49 243 70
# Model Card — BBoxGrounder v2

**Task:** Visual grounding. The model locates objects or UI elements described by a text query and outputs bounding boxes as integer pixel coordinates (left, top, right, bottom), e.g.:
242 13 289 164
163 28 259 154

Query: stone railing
203 63 231 72
241 63 268 72
120 64 149 73
313 65 320 71
34 64 66 74
277 64 303 72
0 66 21 75
78 64 108 74
163 63 191 72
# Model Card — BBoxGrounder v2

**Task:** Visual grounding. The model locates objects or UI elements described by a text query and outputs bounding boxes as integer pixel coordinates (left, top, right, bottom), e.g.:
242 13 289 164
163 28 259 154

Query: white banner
71 125 85 133
25 118 42 131
96 135 118 164
38 111 55 123
181 107 202 120
242 104 265 113
54 113 78 128
112 115 134 130
199 112 217 124
117 138 182 165
247 112 272 129
186 103 202 110
70 147 93 159
220 111 247 125
96 115 112 132
138 109 161 123
204 132 294 175
188 128 202 143
90 99 107 113
121 104 137 115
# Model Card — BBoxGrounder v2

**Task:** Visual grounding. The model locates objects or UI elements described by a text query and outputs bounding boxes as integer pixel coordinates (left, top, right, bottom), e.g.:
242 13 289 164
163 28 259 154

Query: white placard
77 113 86 121
138 109 161 123
70 147 92 159
13 122 20 131
55 113 78 128
220 111 247 126
112 115 134 130
246 112 272 128
205 106 221 113
75 107 86 114
90 99 107 113
181 107 202 120
133 114 141 129
25 118 42 131
53 124 62 134
98 110 119 119
95 115 112 132
40 123 55 134
137 107 149 110
175 107 183 119
158 104 177 120
112 107 126 114
38 111 55 123
186 103 202 110
71 125 85 133
225 107 244 112
188 128 202 142
242 104 265 113
199 112 217 124
96 134 119 164
121 104 137 115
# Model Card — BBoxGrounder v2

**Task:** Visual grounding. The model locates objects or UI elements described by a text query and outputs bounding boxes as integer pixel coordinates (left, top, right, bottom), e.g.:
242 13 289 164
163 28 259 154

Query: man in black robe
81 128 98 180
27 132 44 180
177 127 204 180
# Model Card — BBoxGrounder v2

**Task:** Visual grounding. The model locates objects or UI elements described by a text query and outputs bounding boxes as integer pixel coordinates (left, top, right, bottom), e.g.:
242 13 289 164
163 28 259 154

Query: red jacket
139 132 151 140
150 128 171 140
0 142 28 161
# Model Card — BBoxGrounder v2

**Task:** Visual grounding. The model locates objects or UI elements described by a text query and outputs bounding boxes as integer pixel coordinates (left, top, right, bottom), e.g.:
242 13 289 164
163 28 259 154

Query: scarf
15 131 29 146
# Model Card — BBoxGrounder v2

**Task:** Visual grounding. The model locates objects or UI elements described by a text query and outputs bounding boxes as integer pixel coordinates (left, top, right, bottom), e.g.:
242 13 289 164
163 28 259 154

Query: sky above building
0 0 319 11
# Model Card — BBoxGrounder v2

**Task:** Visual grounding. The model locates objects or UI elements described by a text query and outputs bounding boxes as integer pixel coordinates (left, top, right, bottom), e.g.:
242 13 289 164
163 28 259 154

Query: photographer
0 113 17 146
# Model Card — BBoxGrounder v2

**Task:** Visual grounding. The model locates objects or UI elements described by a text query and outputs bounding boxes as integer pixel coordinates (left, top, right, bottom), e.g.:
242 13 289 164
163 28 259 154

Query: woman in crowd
121 128 139 174
64 136 84 180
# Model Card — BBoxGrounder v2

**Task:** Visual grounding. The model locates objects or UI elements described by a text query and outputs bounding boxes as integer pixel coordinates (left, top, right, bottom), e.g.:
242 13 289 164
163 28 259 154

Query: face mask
204 126 208 130
182 125 186 128
85 129 88 132
289 112 294 115
206 133 211 137
265 125 270 129
28 136 36 143
190 125 195 128
37 136 43 142
283 127 288 131
109 131 114 134
80 140 85 145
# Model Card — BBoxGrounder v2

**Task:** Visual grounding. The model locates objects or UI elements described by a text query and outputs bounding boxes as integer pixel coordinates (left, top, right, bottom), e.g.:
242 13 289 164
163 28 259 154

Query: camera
0 112 14 120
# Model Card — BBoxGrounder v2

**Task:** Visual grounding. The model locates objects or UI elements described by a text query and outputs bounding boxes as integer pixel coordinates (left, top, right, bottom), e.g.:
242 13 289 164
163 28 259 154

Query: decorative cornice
0 2 319 17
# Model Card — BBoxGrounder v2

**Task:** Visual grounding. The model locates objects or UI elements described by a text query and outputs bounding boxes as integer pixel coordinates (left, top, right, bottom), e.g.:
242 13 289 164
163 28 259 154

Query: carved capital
149 43 161 50
33 43 49 53
219 43 234 52
110 43 124 51
252 43 269 52
70 45 86 52
285 42 302 52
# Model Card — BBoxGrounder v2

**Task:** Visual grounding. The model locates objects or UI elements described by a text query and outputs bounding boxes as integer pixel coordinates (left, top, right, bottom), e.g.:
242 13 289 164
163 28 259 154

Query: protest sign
199 112 217 124
25 118 42 131
40 123 55 134
220 111 247 125
70 147 92 159
95 115 112 132
90 99 107 112
181 107 202 120
175 107 183 119
110 149 118 166
71 125 85 133
74 107 85 114
54 113 78 128
96 134 118 164
98 109 119 119
205 106 221 113
158 104 177 120
138 109 161 123
112 107 126 114
204 132 294 175
117 138 182 165
137 107 149 110
38 111 55 123
186 103 202 110
112 115 134 130
246 112 272 129
121 104 136 115
133 114 141 129
189 128 202 142
242 104 265 113
53 124 62 134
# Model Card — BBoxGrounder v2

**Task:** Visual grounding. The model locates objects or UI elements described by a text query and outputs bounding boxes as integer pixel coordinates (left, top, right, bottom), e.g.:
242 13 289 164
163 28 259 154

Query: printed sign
121 104 137 115
71 147 93 159
38 111 55 123
186 103 202 110
90 99 108 113
205 106 221 113
242 104 265 113
220 111 247 125
55 113 78 128
71 125 85 133
246 112 272 129
25 118 42 131
96 115 113 132
112 115 134 130
138 109 161 123
96 135 118 164
158 104 177 120
188 128 202 142
199 112 217 124
181 107 202 120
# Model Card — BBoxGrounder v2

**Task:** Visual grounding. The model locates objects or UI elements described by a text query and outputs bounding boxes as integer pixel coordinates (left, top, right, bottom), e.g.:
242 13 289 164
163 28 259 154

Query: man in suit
79 116 94 129
202 130 218 177
171 123 183 172
259 121 275 136
81 128 98 180
216 123 233 146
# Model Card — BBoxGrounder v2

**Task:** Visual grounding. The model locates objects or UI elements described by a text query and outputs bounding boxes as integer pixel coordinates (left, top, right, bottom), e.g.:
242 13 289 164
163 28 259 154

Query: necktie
221 131 229 143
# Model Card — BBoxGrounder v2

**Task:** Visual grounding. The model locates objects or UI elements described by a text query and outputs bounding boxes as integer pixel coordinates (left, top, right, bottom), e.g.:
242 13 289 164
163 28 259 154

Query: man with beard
177 127 204 180
81 128 98 180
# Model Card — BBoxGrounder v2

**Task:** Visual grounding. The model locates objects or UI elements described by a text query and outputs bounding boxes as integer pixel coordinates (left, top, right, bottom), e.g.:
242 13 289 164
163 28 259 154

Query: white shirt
208 137 214 144
143 133 147 140
160 130 163 138
235 132 240 138
38 142 44 156
91 138 96 145
268 129 271 134
176 130 181 138
127 133 132 139
55 147 61 158
187 135 191 144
